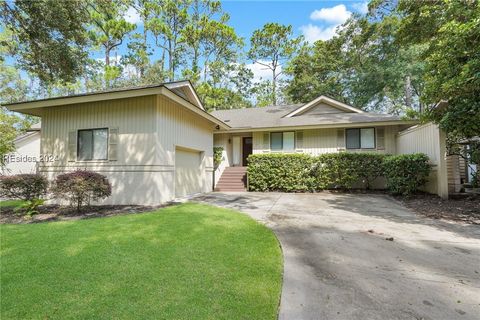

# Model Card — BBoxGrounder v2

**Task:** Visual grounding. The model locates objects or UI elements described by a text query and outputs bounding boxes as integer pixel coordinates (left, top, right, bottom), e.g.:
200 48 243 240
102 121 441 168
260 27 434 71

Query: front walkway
192 192 480 320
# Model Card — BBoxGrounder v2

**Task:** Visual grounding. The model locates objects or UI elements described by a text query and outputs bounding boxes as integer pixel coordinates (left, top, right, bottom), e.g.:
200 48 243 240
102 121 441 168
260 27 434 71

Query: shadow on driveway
192 192 480 320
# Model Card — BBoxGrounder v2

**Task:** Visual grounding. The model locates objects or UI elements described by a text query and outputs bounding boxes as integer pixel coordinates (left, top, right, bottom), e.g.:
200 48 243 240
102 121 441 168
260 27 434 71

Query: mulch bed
0 203 174 224
397 193 480 225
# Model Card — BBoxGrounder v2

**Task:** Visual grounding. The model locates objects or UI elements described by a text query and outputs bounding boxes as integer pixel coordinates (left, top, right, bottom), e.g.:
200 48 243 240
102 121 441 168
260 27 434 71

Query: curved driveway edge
192 192 480 320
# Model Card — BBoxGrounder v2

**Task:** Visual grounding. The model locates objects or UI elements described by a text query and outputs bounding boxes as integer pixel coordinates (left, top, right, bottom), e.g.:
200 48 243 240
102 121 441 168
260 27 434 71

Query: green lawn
0 203 282 319
0 199 26 209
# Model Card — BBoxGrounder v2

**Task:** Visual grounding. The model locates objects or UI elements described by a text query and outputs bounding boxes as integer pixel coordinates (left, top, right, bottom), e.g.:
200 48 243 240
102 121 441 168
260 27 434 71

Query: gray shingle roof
211 104 405 129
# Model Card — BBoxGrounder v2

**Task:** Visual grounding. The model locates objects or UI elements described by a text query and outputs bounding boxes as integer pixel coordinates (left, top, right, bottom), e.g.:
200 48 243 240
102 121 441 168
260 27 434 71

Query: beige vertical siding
213 133 232 185
41 95 158 166
157 95 213 197
39 94 214 205
249 126 398 155
396 123 448 198
397 123 441 165
3 132 41 175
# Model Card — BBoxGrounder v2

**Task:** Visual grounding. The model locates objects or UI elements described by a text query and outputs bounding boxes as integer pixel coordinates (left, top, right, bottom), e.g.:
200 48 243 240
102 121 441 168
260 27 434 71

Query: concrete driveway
192 192 480 320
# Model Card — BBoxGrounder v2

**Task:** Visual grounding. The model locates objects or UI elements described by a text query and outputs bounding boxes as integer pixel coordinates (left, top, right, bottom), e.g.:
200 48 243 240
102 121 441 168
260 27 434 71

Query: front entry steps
214 167 247 192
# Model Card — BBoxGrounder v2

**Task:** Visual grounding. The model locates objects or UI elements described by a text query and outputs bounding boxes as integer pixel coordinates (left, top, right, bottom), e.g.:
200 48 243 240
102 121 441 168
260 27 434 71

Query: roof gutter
215 119 418 133
3 86 165 110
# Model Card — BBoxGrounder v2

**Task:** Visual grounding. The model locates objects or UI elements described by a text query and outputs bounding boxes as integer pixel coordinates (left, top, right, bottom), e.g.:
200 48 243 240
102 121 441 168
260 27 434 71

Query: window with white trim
346 128 375 149
77 128 108 160
270 131 295 151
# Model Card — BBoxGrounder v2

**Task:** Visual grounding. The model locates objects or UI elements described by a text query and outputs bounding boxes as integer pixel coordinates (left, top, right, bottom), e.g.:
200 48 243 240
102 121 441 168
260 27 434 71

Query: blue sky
219 0 368 79
122 0 368 80
7 1 368 84
221 1 367 42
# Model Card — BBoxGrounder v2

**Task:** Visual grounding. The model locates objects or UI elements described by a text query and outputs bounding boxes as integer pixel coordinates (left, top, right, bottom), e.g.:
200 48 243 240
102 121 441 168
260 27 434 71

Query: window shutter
108 128 119 161
337 129 345 150
377 127 385 150
296 131 304 150
263 132 270 150
68 130 77 161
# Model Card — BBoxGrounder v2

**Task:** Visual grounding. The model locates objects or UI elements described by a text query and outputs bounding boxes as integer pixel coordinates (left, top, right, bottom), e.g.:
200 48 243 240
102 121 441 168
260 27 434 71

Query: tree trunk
105 45 110 66
272 68 277 106
405 75 412 109
168 41 174 81
141 27 147 78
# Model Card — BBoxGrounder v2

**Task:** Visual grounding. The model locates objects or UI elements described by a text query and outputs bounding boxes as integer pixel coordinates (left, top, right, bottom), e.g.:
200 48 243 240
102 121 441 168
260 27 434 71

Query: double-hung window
77 128 108 160
346 128 375 149
270 132 295 151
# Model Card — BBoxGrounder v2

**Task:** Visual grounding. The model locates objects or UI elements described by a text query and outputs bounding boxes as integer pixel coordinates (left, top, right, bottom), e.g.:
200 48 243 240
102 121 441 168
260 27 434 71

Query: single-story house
4 81 462 203
2 122 41 175
4 81 228 205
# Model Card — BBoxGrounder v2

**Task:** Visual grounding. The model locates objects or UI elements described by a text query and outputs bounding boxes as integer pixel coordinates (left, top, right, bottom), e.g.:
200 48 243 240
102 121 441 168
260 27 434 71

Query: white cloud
351 2 369 14
299 24 338 43
310 4 352 25
246 60 282 82
300 4 353 43
124 7 141 24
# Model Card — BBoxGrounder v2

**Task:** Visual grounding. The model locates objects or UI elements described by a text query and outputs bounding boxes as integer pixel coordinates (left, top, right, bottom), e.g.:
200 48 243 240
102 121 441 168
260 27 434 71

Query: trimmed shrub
383 153 431 196
352 153 386 189
52 170 112 211
247 152 430 195
312 153 385 190
247 154 315 192
0 174 48 201
213 146 224 169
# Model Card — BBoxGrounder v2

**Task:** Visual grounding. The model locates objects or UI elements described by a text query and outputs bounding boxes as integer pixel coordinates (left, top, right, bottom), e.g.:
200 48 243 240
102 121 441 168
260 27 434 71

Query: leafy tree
396 0 480 141
87 0 135 86
1 0 89 84
0 108 38 169
182 0 223 81
286 40 347 105
0 109 19 168
0 31 28 104
148 0 189 81
197 63 253 111
248 23 301 106
122 33 152 83
197 18 242 83
129 0 154 78
286 14 425 114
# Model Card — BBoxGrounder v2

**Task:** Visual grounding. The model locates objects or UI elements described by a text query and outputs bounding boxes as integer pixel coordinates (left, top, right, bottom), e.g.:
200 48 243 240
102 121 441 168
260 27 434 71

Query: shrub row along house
4 81 471 204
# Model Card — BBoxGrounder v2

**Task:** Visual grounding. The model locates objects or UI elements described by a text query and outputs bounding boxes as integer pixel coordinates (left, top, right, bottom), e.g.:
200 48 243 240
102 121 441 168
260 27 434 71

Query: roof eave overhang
160 87 230 130
164 80 204 110
4 86 164 111
215 120 418 133
4 85 230 130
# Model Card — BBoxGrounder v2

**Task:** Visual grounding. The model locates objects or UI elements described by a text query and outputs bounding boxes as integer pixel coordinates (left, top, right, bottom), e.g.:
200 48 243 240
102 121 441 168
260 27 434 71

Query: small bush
15 199 46 217
213 146 224 169
0 174 48 201
383 153 431 196
247 154 315 192
52 170 112 211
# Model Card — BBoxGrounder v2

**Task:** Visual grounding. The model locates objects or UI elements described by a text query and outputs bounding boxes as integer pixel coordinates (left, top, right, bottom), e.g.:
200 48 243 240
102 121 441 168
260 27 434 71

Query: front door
242 137 252 166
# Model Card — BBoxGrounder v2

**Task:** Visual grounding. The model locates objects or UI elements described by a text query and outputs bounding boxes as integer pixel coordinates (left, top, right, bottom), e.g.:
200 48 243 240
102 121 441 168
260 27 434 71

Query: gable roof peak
284 95 365 118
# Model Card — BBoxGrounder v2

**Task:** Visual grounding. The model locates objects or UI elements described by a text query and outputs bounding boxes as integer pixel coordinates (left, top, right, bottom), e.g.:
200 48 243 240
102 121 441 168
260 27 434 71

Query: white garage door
175 148 203 198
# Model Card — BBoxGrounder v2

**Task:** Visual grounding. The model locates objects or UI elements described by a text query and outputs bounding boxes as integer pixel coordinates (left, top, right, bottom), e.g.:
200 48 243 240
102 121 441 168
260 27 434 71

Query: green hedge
312 153 385 190
247 153 431 195
247 154 315 192
383 153 431 195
